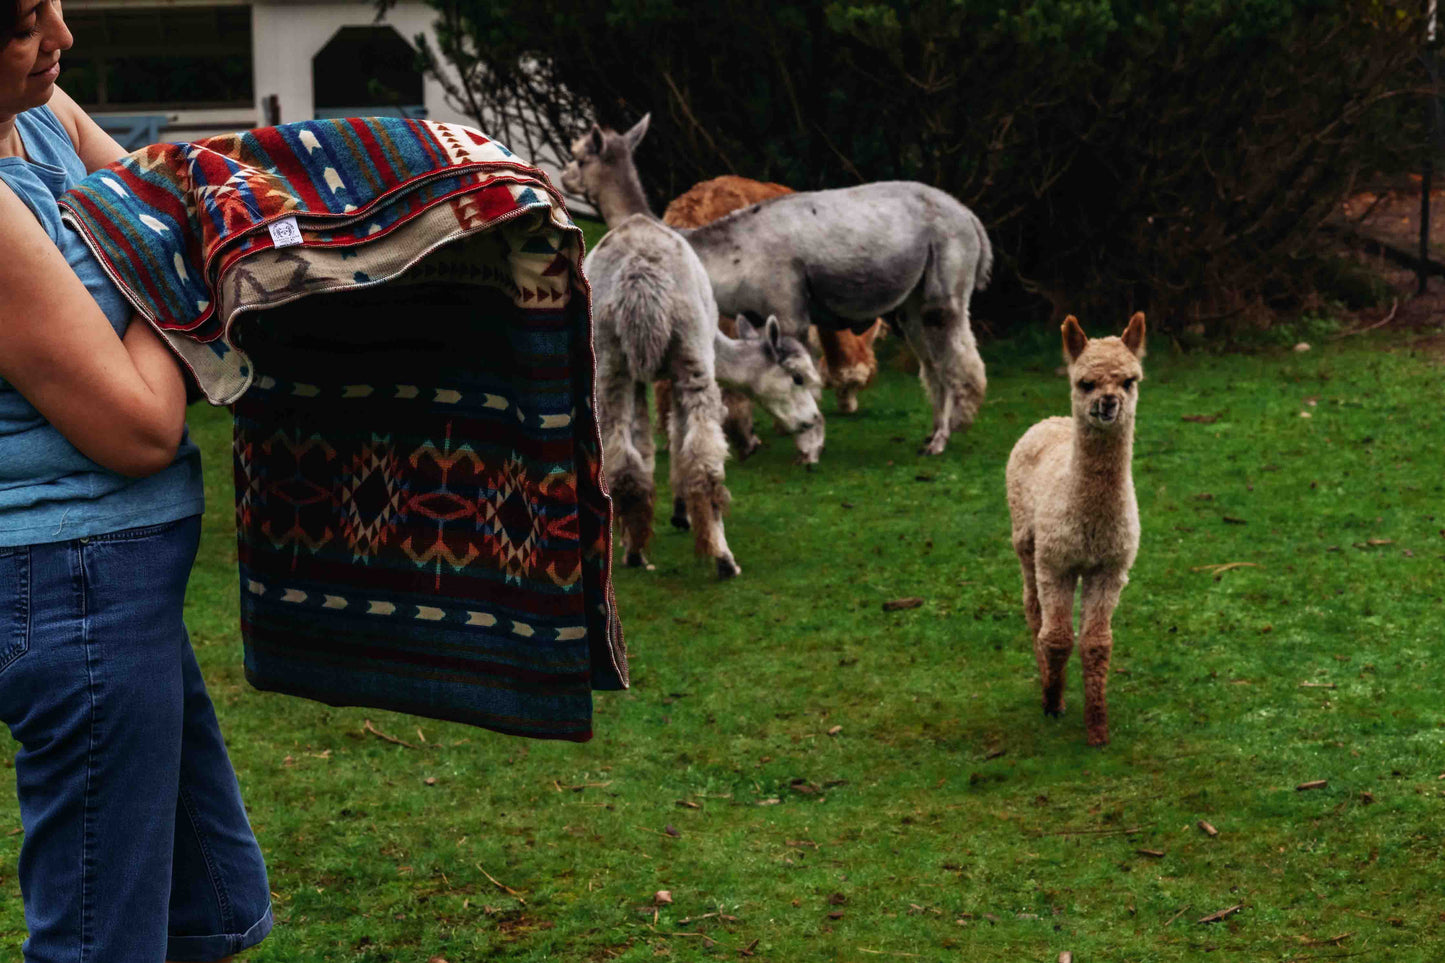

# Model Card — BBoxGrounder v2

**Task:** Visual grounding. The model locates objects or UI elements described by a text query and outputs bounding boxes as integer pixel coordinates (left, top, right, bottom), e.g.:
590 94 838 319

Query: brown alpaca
1006 312 1146 746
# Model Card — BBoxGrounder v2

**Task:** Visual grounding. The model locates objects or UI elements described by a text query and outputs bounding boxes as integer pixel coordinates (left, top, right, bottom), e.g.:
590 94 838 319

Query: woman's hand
0 179 187 478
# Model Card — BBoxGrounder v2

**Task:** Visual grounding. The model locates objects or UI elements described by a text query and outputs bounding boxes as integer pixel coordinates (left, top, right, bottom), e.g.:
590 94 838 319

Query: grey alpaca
563 115 821 578
680 181 993 455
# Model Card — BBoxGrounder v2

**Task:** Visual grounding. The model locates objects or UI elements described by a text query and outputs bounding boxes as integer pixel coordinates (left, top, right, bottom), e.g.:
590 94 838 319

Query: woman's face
1 1 72 118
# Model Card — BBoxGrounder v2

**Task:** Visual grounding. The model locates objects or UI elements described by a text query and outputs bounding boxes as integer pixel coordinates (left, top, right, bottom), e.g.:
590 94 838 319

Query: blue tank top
0 105 203 546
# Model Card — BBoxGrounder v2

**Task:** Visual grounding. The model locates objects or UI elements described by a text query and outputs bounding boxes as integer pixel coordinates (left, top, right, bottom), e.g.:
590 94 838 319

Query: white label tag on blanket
268 216 302 248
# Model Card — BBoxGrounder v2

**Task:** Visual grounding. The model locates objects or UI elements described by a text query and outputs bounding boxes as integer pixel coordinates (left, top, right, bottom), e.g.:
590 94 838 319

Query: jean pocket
0 547 30 676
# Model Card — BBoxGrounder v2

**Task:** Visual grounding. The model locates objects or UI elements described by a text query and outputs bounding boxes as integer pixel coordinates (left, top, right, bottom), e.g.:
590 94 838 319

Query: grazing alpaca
658 177 849 462
1006 313 1146 746
562 116 821 577
679 180 992 455
666 314 823 529
814 318 884 413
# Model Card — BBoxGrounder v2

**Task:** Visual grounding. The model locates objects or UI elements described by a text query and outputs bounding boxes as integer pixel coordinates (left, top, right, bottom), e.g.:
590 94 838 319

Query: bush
384 0 1424 334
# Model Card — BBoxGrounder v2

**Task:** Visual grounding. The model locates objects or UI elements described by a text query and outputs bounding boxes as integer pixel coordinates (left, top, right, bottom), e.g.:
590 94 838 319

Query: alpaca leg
671 377 738 578
721 386 761 459
896 311 951 455
600 365 655 568
1034 573 1077 717
653 378 672 451
1079 571 1126 746
926 300 987 437
1013 535 1042 642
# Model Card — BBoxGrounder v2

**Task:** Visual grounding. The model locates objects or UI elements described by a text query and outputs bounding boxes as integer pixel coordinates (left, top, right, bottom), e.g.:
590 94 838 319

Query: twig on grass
1299 682 1338 689
477 864 525 903
1164 905 1192 927
1034 825 1147 838
363 719 418 749
1191 562 1263 575
1197 903 1243 924
857 950 925 958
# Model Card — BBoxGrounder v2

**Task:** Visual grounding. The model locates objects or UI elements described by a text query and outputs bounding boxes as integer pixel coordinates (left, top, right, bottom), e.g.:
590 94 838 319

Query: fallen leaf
424 776 437 786
1182 412 1224 424
828 893 848 905
654 890 673 905
1296 780 1328 791
1136 848 1166 858
1197 820 1219 837
882 597 925 611
664 824 681 837
675 799 702 809
827 725 843 736
757 797 781 806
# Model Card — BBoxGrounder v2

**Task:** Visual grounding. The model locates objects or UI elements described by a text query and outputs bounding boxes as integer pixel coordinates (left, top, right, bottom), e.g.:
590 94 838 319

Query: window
64 6 253 110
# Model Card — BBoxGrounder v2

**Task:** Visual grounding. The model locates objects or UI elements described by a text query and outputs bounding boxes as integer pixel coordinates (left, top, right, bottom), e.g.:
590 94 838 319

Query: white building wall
66 0 580 201
250 0 473 132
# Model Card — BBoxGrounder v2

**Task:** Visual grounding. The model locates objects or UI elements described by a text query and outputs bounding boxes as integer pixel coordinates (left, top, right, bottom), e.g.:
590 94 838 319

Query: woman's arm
47 85 127 171
0 180 186 478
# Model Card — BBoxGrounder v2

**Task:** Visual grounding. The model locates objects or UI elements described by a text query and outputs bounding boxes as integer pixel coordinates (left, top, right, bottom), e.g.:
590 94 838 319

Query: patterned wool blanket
59 119 626 741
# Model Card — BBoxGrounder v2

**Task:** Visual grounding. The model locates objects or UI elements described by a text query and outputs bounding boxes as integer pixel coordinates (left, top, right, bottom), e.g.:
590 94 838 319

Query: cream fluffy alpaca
1006 312 1146 746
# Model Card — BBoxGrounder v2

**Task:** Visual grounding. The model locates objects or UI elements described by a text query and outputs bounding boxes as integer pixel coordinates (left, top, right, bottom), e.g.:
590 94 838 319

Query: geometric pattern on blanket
234 278 618 740
58 119 626 741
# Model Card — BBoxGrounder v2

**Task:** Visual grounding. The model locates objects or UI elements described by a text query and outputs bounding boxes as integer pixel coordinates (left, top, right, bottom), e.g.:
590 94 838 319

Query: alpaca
678 180 992 455
663 176 884 417
665 314 822 528
1005 312 1146 746
814 318 884 413
561 116 821 577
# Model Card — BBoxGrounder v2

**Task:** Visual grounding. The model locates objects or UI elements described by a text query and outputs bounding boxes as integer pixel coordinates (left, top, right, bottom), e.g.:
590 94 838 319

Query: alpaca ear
1122 311 1147 358
623 113 651 152
734 313 758 340
763 315 783 353
1061 315 1088 363
587 124 604 155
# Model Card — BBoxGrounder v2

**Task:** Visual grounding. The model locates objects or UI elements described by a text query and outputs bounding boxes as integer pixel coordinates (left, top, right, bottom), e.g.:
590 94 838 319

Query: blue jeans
0 516 272 962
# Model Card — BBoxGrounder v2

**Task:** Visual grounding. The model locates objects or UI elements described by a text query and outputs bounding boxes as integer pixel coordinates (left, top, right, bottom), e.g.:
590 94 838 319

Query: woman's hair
0 2 18 38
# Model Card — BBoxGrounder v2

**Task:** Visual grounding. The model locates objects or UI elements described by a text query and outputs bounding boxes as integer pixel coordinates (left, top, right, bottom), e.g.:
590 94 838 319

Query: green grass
4 331 1445 962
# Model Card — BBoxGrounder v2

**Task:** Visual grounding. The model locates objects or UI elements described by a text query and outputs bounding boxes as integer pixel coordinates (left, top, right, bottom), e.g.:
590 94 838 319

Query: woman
0 2 272 960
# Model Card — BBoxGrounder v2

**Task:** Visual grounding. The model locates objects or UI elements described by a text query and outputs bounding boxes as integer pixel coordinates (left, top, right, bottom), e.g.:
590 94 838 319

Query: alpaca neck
596 163 652 227
711 333 747 389
1069 421 1134 500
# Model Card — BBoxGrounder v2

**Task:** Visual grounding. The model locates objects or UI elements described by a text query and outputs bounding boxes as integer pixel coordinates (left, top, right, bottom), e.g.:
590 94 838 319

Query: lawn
3 326 1444 962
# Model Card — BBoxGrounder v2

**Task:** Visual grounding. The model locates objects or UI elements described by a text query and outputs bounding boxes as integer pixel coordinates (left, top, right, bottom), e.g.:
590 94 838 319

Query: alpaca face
560 127 607 197
1062 313 1146 432
733 315 825 462
561 115 651 200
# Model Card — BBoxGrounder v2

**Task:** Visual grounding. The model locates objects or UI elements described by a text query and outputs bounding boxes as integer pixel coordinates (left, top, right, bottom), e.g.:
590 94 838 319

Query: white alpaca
564 116 821 578
1006 313 1146 746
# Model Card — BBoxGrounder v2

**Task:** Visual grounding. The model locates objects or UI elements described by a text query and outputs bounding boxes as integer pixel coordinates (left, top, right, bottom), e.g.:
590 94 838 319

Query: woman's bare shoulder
46 87 126 171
